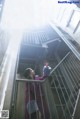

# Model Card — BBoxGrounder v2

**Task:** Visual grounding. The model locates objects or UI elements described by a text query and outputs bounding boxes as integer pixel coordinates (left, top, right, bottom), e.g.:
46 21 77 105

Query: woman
24 68 50 119
24 68 41 119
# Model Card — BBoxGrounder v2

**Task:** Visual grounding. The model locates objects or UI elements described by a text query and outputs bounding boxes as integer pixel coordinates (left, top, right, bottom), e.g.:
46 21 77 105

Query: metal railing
51 52 80 119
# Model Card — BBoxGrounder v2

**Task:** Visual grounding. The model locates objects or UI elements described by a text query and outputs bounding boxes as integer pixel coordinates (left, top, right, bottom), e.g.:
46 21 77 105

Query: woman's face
30 69 35 76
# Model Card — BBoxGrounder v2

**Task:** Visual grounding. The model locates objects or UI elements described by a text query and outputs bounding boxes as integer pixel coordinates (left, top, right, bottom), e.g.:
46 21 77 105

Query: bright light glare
0 0 77 30
1 0 56 30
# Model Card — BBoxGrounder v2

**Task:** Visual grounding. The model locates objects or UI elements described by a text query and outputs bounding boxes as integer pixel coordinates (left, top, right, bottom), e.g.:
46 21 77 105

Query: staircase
9 25 80 119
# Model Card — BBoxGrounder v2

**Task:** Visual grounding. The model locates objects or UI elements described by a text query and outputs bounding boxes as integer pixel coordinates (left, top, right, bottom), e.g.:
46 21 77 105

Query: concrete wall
0 29 10 65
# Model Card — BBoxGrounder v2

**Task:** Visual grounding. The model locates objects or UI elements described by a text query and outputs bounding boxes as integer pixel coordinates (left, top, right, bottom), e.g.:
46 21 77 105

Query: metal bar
28 83 31 119
16 52 70 83
66 58 80 86
64 59 79 89
52 74 66 119
72 89 80 119
70 54 80 79
33 83 39 119
53 72 72 119
55 52 77 101
63 61 78 96
43 82 53 119
38 34 42 45
73 20 80 33
56 68 74 108
42 38 60 45
56 74 71 118
39 84 45 119
57 60 76 103
22 44 42 48
41 33 44 43
66 10 74 27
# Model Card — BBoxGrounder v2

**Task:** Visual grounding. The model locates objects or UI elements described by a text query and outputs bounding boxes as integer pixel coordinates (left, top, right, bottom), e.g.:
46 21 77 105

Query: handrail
16 52 70 83
42 38 60 45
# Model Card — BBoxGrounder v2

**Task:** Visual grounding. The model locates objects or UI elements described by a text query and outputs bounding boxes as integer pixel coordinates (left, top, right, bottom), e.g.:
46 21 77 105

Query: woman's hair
23 68 32 78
